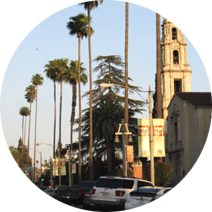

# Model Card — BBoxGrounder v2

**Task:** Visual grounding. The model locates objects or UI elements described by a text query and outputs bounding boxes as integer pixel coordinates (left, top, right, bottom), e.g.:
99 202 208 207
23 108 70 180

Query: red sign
138 125 149 136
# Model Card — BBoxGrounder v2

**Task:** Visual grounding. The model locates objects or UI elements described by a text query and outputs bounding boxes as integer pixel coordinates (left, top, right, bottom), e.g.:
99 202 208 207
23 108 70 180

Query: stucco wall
167 95 211 185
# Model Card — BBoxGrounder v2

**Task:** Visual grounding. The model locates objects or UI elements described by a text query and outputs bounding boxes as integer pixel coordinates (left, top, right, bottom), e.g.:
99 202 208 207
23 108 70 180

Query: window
122 180 134 189
137 181 153 188
173 50 179 64
172 28 177 40
174 79 182 93
95 179 122 188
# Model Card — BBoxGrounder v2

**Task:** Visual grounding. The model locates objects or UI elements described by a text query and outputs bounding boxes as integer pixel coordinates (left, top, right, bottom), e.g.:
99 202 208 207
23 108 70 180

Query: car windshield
130 191 156 198
163 189 212 196
137 188 162 193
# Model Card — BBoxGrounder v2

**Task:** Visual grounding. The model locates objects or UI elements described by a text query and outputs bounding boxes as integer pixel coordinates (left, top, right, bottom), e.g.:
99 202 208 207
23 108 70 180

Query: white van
91 176 153 210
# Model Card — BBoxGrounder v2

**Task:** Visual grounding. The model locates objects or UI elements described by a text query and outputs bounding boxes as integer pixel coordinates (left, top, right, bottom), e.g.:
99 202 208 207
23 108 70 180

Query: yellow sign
137 119 165 157
138 119 150 157
52 158 58 176
60 158 66 176
153 119 166 157
126 145 134 162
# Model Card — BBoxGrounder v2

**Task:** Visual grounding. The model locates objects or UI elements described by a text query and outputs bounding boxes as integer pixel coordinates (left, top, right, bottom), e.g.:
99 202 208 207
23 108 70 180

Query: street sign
23 168 33 171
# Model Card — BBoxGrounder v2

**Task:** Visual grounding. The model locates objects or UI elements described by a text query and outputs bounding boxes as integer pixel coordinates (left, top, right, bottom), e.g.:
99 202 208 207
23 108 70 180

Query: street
0 205 87 211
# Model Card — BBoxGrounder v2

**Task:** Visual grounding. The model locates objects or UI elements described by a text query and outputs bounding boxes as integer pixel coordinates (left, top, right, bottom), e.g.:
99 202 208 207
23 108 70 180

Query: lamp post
65 147 74 187
36 143 56 187
114 119 133 177
100 83 155 185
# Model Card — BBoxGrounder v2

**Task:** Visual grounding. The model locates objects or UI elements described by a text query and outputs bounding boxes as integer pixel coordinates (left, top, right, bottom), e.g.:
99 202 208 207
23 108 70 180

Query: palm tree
31 73 44 182
64 60 88 154
19 106 30 145
44 60 60 158
83 97 124 175
80 0 103 181
67 13 93 182
54 59 68 186
25 85 36 164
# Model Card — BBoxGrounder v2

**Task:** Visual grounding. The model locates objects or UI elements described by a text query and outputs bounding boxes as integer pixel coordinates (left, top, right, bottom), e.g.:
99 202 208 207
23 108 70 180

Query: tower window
172 28 177 40
173 50 179 64
174 79 182 93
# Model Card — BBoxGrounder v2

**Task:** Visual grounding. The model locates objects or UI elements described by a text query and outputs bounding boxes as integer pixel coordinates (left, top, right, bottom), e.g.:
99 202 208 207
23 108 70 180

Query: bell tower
161 18 192 120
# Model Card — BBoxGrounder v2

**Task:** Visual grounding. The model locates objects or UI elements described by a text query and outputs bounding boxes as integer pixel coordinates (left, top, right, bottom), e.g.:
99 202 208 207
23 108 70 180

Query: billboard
138 119 165 157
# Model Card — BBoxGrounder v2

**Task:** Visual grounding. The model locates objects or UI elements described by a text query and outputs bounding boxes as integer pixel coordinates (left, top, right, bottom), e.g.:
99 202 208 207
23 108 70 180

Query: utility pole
148 86 155 186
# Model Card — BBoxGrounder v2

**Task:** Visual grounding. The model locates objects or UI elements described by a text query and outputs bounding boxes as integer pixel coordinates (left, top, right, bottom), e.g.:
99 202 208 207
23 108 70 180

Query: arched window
172 28 177 40
173 50 179 64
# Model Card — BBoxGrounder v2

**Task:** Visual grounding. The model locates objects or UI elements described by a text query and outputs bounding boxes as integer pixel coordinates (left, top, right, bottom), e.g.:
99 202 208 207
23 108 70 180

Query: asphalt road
0 206 87 211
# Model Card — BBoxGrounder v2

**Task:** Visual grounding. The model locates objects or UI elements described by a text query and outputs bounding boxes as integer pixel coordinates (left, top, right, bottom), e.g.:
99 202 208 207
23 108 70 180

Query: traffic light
41 178 44 182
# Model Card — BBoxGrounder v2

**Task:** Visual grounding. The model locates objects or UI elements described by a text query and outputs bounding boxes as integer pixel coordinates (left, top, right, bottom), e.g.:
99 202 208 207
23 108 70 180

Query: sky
0 0 212 212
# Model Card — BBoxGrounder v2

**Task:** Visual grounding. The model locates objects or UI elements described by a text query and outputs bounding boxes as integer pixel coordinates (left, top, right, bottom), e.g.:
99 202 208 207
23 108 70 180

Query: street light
65 147 74 187
36 142 62 186
115 119 133 177
100 83 155 185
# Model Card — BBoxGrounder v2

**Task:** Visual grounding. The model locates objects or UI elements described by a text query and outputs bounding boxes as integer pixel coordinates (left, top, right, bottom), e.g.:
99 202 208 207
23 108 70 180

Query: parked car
138 188 212 211
91 176 153 210
44 188 54 195
56 181 96 206
83 192 95 210
44 188 58 198
37 185 48 191
124 186 172 210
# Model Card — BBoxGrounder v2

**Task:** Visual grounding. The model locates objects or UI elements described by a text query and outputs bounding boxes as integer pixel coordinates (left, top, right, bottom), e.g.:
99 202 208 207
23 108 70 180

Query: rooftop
175 92 212 106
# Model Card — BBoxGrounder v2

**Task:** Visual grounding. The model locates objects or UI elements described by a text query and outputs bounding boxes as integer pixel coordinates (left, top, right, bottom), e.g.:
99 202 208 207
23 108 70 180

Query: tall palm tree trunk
70 82 77 185
77 34 82 182
88 7 93 181
53 80 56 158
24 116 27 145
33 86 38 182
22 116 24 143
71 82 77 151
27 99 32 165
58 78 63 186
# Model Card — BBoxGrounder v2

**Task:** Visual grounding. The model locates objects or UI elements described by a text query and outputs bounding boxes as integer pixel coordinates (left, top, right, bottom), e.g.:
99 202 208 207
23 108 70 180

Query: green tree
80 0 104 182
9 146 21 164
67 13 93 182
44 60 60 158
64 60 87 154
25 85 36 164
19 106 30 145
81 97 124 175
143 162 173 186
85 55 144 114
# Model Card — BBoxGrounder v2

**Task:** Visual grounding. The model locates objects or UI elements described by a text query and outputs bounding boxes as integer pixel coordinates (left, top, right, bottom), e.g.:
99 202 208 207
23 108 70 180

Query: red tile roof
175 92 212 106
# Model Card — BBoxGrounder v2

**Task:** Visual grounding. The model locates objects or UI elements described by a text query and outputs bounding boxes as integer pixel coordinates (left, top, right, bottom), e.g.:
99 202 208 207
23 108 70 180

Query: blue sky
0 0 212 211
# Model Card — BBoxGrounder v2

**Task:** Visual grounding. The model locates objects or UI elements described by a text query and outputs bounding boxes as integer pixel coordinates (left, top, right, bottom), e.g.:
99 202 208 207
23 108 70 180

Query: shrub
143 161 173 187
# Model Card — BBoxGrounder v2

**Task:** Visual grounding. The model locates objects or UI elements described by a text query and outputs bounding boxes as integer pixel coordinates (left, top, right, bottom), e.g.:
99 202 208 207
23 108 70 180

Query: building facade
166 92 212 185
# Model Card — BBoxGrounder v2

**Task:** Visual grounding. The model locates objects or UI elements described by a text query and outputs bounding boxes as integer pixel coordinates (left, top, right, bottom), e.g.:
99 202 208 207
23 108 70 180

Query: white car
125 186 171 210
91 176 153 210
126 188 212 211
